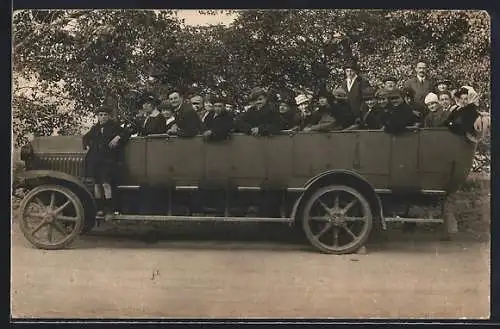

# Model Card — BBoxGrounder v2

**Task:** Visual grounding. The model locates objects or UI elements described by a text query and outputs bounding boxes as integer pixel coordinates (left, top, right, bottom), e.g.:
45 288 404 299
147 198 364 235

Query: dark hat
95 106 113 114
249 87 267 101
436 77 452 85
142 92 161 106
454 87 469 98
387 89 403 99
343 59 360 72
316 87 331 99
375 88 390 98
362 87 376 100
383 76 398 83
278 94 295 105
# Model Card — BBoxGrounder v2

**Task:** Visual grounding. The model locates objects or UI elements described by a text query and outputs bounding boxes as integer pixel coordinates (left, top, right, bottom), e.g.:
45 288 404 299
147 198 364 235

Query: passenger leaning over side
383 89 420 134
138 94 168 136
423 92 449 128
357 88 387 129
168 90 204 138
235 87 283 136
83 106 131 221
202 96 234 141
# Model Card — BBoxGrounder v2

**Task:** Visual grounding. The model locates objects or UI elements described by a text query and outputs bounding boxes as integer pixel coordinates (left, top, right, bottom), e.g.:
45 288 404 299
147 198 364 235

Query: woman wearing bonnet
445 86 489 144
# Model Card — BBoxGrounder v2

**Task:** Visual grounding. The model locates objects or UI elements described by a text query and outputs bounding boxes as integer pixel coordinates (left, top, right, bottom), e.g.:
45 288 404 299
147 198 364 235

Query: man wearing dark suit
403 61 436 112
340 61 371 118
202 96 234 141
168 91 204 138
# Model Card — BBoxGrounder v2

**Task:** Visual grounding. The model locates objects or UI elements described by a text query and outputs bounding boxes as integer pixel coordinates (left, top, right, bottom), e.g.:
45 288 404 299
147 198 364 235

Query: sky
175 10 238 26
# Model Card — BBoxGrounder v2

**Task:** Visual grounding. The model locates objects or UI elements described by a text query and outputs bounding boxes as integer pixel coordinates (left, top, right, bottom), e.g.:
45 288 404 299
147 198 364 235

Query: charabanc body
17 128 476 254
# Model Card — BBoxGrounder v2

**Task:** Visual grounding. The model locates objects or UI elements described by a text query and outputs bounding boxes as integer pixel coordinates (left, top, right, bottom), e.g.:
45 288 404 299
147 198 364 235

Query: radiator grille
36 152 86 178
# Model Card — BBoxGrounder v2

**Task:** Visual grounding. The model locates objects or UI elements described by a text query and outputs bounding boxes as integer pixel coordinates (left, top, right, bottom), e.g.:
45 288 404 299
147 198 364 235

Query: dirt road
11 222 490 319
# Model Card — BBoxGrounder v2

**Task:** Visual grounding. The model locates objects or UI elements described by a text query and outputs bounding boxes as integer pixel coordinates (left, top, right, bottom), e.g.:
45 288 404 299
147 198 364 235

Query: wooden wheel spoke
55 200 71 214
341 197 358 215
309 216 330 222
28 212 46 219
51 220 69 236
30 221 47 235
333 193 339 210
49 192 56 209
342 225 358 240
47 225 53 242
333 227 339 247
317 199 332 214
314 223 332 239
33 197 47 209
57 215 78 222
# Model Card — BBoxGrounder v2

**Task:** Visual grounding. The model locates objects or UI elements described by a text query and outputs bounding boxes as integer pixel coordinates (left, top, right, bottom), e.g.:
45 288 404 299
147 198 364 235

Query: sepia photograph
11 9 491 319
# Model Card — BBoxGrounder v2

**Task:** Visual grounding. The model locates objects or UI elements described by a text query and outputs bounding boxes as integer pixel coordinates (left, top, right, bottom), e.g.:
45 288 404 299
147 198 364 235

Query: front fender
19 169 95 211
20 170 88 191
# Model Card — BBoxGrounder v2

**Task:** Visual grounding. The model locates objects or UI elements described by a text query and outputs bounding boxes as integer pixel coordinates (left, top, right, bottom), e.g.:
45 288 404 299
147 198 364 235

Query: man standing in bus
403 61 435 110
340 60 371 118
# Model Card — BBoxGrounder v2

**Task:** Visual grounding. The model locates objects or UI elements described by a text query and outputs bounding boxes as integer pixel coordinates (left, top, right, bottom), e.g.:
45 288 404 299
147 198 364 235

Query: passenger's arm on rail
309 114 336 132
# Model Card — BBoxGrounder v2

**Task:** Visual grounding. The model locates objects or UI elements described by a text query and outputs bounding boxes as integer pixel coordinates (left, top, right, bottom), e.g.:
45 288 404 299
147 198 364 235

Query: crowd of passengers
82 60 489 221
121 60 488 143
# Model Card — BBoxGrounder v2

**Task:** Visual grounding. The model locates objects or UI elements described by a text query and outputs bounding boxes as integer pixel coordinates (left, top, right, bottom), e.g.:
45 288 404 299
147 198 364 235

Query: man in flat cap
357 87 387 130
383 89 420 134
382 76 398 91
235 87 283 136
202 95 234 141
83 106 131 221
329 87 357 130
340 60 371 118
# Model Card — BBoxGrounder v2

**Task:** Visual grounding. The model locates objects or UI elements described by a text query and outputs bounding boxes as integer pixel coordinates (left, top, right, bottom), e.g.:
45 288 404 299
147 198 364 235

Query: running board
384 217 444 224
97 214 294 223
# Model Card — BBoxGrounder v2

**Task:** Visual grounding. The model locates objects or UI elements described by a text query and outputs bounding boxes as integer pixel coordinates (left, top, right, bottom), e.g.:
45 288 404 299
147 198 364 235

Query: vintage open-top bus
17 128 476 254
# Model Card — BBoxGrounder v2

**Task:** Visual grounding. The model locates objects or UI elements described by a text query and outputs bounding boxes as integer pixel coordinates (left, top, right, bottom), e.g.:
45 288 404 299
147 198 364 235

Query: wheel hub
329 212 345 226
44 211 55 223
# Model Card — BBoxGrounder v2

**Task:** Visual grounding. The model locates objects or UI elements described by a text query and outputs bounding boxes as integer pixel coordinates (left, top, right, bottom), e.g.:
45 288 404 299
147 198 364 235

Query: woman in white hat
423 92 448 127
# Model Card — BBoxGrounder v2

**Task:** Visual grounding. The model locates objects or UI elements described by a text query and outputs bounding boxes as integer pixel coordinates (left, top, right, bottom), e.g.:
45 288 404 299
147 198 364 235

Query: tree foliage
13 9 491 151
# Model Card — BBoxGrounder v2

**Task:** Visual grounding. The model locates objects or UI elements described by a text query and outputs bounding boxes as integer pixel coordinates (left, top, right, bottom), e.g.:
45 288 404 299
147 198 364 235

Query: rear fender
291 169 386 230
